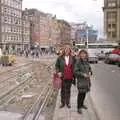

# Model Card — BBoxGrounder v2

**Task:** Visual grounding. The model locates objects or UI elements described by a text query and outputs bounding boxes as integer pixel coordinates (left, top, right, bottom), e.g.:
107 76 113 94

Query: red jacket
63 61 73 80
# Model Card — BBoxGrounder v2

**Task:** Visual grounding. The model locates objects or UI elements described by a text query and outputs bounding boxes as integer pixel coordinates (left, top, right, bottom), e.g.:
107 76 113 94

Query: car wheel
106 60 110 64
118 64 120 67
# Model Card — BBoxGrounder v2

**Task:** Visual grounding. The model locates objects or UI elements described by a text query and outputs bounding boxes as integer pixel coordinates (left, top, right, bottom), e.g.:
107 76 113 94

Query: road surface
91 61 120 120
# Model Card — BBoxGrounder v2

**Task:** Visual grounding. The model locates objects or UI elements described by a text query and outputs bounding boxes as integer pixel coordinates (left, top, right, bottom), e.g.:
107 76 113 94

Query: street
91 61 120 120
0 56 120 120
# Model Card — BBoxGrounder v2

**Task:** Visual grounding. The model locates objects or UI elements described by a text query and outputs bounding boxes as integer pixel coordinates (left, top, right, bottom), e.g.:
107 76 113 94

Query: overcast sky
23 0 104 36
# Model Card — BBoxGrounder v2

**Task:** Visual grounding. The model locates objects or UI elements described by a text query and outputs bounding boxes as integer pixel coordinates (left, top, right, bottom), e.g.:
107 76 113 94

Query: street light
86 26 89 49
85 23 89 49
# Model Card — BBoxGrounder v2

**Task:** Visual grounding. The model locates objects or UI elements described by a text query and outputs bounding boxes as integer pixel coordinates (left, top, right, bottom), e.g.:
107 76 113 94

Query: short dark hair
78 49 88 58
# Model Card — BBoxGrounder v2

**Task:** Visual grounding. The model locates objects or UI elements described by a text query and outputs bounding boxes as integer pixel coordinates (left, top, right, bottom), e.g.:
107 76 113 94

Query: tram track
21 62 55 120
0 60 55 118
0 72 33 106
0 62 33 76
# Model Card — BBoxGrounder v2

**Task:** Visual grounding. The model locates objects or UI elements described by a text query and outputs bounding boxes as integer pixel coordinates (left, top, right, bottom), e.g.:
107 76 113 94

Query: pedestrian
25 50 29 58
36 51 39 58
31 51 35 58
55 45 76 108
74 49 92 114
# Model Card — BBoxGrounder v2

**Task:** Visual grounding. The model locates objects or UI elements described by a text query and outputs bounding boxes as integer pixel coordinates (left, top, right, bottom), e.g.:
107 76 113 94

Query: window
2 26 4 32
16 36 18 41
112 24 116 29
14 36 16 41
8 17 11 24
4 16 8 23
4 7 7 13
11 27 13 32
108 24 111 29
108 32 111 37
111 12 117 18
107 0 116 7
14 27 16 33
112 31 116 38
107 12 111 19
11 36 13 41
15 20 18 24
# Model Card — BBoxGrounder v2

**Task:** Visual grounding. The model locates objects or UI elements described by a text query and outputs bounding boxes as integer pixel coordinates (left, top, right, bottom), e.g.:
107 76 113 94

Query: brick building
57 20 71 46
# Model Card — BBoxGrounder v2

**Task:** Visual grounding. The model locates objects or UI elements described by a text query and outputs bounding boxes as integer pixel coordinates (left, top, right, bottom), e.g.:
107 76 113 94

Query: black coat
74 59 92 92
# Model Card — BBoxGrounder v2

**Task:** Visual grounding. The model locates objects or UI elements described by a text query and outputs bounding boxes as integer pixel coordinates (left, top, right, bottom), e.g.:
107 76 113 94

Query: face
80 52 87 59
64 46 71 56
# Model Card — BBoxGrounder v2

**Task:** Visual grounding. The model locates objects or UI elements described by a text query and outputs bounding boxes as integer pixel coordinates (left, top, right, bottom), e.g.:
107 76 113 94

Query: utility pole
86 24 89 49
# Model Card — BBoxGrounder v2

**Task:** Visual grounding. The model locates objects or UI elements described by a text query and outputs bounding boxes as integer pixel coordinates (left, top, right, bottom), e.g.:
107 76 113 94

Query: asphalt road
91 61 120 120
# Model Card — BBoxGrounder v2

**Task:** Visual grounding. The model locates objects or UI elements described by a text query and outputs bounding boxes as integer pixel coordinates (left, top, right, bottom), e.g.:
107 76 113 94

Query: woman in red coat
55 45 76 108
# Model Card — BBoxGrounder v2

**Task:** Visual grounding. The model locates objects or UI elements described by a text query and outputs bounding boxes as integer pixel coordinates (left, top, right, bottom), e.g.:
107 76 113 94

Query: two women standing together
55 45 92 114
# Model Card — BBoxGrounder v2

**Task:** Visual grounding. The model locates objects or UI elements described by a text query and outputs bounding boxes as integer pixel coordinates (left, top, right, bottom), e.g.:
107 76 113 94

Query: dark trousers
61 80 72 105
77 92 86 109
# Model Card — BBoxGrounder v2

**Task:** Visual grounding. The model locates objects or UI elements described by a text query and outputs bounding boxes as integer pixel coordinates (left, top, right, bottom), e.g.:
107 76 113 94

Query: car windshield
109 54 120 58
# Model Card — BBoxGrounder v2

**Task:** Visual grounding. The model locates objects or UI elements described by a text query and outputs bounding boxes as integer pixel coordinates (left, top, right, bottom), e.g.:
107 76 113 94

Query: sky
23 0 104 36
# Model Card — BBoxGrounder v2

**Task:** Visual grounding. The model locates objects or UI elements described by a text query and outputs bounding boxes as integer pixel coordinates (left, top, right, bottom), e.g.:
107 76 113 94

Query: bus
0 48 2 57
76 42 118 54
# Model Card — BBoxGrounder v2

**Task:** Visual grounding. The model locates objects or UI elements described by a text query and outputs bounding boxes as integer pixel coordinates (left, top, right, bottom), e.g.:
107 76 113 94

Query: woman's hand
89 72 92 76
84 73 92 78
58 72 62 77
84 73 89 78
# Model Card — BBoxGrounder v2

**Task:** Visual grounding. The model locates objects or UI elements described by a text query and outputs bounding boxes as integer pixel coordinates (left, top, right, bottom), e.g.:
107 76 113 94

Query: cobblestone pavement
53 85 99 120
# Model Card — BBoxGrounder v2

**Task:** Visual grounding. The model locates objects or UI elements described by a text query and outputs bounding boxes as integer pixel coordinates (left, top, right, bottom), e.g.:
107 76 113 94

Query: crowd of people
1 48 55 59
55 44 92 114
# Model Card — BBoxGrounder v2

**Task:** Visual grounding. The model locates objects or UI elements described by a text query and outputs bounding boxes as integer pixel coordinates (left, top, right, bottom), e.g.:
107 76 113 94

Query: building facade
23 9 56 51
22 10 30 50
75 22 98 44
58 20 71 46
23 9 41 49
0 0 23 53
103 0 120 43
47 15 61 49
70 23 79 42
39 12 49 50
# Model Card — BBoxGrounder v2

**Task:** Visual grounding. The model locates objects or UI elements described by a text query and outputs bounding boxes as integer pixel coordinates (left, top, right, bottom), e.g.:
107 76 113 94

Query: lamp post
86 27 89 49
85 23 89 49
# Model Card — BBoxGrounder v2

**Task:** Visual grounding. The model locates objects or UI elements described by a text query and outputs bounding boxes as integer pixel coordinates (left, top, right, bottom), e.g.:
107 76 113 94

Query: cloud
23 0 104 36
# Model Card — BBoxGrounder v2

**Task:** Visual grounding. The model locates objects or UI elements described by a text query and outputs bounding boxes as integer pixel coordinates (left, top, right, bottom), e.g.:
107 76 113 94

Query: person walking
74 50 92 114
55 45 76 108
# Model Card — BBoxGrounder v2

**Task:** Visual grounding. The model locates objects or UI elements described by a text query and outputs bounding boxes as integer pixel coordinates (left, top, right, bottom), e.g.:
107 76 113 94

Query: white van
87 49 98 63
0 48 2 56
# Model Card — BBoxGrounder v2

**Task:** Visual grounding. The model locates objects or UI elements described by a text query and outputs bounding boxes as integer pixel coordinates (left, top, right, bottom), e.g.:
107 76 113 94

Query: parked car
117 57 120 67
105 53 120 64
118 61 120 67
97 53 106 60
111 47 120 55
88 53 98 63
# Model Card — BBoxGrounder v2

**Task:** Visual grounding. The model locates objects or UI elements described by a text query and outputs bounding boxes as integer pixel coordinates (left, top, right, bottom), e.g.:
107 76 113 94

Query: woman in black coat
74 50 92 114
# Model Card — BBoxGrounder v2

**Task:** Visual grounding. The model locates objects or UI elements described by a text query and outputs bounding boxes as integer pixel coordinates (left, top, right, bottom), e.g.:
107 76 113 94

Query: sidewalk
53 85 99 120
